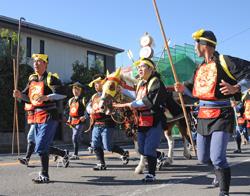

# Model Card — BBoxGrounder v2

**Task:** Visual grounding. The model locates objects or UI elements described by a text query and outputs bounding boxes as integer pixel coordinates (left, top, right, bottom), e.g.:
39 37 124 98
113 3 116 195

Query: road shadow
52 176 184 186
230 192 250 195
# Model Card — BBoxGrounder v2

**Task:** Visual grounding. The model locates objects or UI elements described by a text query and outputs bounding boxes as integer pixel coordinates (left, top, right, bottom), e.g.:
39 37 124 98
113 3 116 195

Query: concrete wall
0 132 26 154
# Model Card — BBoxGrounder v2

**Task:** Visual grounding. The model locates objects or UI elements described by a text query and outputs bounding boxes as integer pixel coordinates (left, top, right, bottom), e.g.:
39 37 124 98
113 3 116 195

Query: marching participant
175 29 250 196
231 101 248 153
65 82 87 160
86 74 129 170
114 58 170 182
13 54 69 183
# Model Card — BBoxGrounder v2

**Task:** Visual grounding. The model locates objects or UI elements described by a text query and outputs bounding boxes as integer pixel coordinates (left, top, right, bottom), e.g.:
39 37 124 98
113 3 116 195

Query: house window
40 40 45 54
26 37 32 57
87 52 95 69
87 51 106 73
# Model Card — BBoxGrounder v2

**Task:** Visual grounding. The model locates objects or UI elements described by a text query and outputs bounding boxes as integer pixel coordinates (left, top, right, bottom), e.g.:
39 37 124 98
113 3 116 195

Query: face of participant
72 86 82 97
195 42 206 57
33 59 47 76
137 63 153 80
94 81 103 92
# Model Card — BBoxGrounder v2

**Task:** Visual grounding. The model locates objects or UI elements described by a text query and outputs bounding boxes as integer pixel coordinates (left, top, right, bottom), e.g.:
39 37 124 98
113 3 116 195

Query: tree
0 28 33 132
70 60 100 101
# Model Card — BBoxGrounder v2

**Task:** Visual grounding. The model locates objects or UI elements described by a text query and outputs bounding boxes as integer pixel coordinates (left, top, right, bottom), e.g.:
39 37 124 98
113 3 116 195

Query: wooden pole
12 59 16 154
152 0 196 155
13 17 25 155
15 94 20 155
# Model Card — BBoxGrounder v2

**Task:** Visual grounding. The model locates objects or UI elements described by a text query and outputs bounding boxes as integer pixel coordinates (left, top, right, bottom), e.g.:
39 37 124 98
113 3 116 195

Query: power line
218 27 250 45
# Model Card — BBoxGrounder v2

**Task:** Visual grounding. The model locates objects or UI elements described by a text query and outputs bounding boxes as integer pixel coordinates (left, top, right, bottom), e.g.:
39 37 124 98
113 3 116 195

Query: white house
0 15 124 82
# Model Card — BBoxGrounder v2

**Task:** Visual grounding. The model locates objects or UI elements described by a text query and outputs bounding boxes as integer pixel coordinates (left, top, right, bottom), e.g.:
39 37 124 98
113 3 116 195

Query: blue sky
1 0 250 67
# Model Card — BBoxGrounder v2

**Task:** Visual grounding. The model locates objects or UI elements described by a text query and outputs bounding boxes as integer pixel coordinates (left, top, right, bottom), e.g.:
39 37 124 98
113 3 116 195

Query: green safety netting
132 44 203 85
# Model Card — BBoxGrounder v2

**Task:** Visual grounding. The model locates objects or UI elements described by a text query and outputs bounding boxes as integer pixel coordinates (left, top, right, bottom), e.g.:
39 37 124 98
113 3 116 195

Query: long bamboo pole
152 0 196 156
12 59 16 154
14 17 25 155
15 90 20 155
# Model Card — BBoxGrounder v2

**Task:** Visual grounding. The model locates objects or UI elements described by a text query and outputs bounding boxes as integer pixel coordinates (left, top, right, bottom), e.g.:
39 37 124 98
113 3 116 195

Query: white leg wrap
135 155 145 174
183 138 192 159
166 135 174 165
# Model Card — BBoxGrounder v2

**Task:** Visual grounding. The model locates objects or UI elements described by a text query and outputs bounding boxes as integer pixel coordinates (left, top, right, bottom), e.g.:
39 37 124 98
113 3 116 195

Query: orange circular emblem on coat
29 81 45 106
70 107 77 113
69 102 79 117
193 62 217 100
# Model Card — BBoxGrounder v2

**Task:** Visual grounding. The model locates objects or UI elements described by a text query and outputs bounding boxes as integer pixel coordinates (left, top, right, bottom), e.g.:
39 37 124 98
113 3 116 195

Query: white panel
20 33 86 83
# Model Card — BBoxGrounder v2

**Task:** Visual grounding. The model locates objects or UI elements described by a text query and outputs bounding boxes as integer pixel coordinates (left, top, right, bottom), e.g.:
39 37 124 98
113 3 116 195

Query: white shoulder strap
82 97 86 107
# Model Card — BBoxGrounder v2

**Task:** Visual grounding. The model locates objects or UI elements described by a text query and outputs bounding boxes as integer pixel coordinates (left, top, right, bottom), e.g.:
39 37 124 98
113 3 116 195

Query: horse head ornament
99 67 122 115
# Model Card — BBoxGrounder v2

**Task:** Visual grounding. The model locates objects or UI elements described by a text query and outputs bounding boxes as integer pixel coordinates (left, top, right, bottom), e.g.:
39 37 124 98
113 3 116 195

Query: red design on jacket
193 62 218 100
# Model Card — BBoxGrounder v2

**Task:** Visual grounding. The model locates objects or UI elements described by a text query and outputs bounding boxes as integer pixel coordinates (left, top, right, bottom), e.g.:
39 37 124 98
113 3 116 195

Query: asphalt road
0 140 250 196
